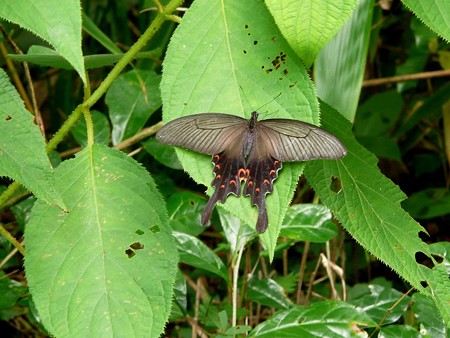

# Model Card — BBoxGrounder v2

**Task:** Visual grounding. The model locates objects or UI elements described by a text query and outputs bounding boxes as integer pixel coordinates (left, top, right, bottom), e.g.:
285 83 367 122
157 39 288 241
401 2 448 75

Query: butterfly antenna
239 86 282 114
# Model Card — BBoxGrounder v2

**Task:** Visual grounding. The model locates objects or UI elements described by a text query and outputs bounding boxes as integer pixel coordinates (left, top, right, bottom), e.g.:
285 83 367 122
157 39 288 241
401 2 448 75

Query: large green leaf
304 102 450 326
314 0 374 122
0 69 64 208
160 0 319 257
402 0 450 41
0 0 86 83
265 0 358 68
24 145 178 337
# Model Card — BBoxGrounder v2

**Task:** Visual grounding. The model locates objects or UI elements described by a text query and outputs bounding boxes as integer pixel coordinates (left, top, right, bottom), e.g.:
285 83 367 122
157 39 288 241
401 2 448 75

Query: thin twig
362 69 450 87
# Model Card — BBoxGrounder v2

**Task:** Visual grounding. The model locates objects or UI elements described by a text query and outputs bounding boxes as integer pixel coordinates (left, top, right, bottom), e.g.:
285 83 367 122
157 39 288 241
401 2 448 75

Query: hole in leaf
415 251 434 269
150 225 160 233
189 199 195 206
253 40 258 45
330 177 342 193
244 24 249 29
130 242 144 250
5 115 12 121
271 36 277 42
418 231 429 241
243 50 247 54
420 280 428 288
125 249 135 258
431 254 443 264
135 229 144 235
283 69 288 75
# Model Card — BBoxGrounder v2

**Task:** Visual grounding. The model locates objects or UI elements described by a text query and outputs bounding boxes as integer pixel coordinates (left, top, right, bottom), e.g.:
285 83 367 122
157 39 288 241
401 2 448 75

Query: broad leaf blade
24 145 178 337
0 69 64 208
0 0 86 83
161 0 319 257
265 0 358 68
304 102 450 325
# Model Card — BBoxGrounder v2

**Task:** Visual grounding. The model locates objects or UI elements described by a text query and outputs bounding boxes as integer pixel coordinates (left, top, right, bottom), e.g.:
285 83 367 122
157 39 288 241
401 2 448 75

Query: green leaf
314 0 374 122
249 301 376 337
348 283 410 325
248 277 293 310
304 101 450 325
24 145 178 337
412 292 448 337
72 110 111 147
379 325 420 337
81 12 122 54
0 69 64 208
161 0 319 258
402 0 450 42
174 231 229 283
280 204 337 242
142 137 182 170
8 45 160 70
0 276 27 312
265 0 358 68
402 188 450 219
0 0 86 83
106 69 161 145
166 191 208 236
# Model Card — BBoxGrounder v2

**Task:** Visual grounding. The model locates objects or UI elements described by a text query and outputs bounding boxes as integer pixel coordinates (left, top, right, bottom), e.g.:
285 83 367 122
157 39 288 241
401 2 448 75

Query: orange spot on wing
269 170 276 175
238 168 247 179
216 174 221 179
215 164 221 170
214 154 220 160
220 184 225 189
274 160 280 166
255 187 260 192
263 179 270 184
248 181 253 187
230 180 237 186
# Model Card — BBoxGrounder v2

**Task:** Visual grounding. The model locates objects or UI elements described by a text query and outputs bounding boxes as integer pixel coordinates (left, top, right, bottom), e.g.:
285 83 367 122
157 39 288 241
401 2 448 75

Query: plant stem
232 241 246 327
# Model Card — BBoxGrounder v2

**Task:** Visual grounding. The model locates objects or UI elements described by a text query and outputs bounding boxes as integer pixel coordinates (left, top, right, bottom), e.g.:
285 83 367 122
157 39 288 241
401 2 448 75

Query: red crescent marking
220 184 225 189
274 160 280 166
263 179 270 184
248 181 253 187
215 164 221 170
216 174 221 179
230 180 237 186
238 168 247 179
269 169 276 175
245 169 250 177
214 154 220 160
255 187 260 192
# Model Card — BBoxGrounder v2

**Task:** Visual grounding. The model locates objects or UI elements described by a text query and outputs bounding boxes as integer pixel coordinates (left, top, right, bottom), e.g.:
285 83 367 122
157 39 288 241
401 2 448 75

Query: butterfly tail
255 199 268 233
201 196 217 226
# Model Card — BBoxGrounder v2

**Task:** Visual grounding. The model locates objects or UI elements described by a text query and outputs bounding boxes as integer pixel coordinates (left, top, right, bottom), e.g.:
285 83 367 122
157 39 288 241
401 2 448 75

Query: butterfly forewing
259 119 347 161
156 113 247 155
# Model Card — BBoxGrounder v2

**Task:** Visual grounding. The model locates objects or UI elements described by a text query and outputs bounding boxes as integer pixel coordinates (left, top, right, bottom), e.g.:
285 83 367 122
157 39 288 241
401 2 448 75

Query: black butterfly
156 112 346 233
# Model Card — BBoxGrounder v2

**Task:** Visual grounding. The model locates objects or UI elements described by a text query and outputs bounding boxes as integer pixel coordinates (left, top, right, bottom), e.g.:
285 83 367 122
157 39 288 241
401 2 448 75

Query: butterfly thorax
242 111 259 160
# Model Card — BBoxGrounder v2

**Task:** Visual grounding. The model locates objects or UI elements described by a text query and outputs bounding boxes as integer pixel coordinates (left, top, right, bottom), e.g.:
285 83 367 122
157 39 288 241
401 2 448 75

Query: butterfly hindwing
201 151 245 226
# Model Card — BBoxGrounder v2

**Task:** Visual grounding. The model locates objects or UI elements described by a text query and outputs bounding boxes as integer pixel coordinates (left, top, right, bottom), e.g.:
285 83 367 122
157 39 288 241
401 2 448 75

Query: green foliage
0 0 85 83
0 0 450 336
266 0 359 68
25 145 178 337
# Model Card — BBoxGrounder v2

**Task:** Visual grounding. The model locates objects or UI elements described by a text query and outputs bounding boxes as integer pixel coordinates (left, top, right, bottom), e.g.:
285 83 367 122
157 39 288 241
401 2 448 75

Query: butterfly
156 111 346 233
